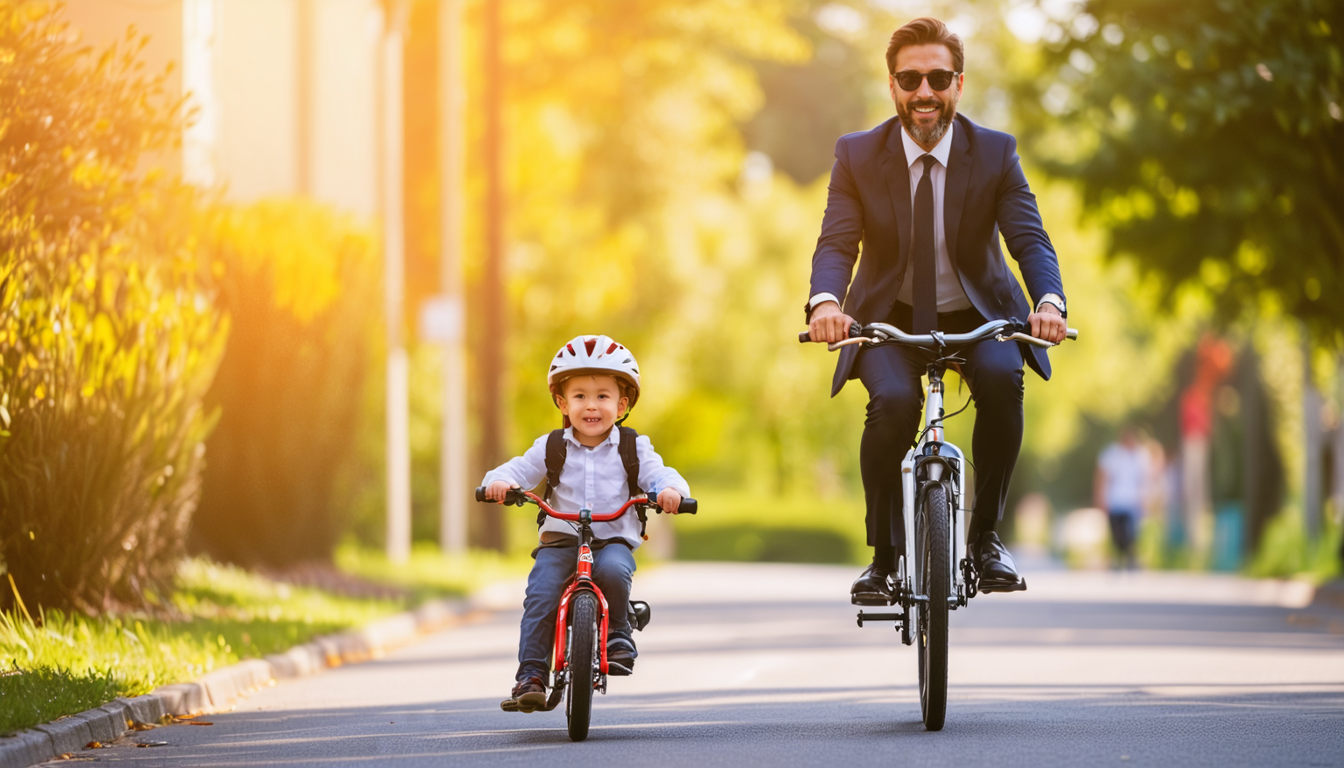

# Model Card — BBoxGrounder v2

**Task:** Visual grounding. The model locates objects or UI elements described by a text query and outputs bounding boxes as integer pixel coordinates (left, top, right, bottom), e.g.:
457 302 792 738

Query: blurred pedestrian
1095 425 1152 570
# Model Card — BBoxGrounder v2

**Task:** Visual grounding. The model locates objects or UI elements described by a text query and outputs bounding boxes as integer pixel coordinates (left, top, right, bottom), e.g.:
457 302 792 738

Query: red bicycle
474 486 697 741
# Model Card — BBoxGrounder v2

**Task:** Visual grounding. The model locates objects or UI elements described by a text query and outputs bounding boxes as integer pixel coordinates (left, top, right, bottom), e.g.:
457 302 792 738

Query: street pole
478 0 505 551
1304 333 1323 542
382 1 411 563
439 0 469 555
296 0 314 195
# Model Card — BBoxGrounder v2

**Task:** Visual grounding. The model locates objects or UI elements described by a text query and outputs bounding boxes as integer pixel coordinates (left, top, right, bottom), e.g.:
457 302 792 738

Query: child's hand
656 488 682 515
486 481 518 502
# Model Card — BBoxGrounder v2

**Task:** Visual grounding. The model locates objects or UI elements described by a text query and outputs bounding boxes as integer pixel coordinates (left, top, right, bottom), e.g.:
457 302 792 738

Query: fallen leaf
130 721 158 731
136 740 169 748
187 721 213 726
82 741 104 749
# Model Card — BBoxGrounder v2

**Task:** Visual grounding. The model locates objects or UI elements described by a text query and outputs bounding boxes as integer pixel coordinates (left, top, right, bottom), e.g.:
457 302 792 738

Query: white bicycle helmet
547 335 641 409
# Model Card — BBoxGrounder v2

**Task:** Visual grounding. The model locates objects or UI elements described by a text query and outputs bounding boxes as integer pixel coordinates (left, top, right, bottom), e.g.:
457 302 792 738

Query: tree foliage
190 200 381 568
0 1 224 611
1013 0 1343 341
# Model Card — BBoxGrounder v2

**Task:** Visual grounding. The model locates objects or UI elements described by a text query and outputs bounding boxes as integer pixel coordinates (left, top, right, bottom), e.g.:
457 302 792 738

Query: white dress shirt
481 427 691 551
895 123 971 312
810 122 970 315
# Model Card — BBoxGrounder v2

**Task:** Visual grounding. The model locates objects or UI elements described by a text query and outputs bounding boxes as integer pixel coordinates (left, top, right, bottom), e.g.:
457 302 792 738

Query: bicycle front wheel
565 591 599 742
916 482 950 731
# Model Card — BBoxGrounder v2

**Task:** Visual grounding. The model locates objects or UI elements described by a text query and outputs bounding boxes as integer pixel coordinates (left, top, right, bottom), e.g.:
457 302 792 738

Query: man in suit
804 17 1067 602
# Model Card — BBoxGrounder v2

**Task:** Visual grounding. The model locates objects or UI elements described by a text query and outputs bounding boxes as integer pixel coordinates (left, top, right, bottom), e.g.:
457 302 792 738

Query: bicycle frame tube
901 449 916 590
550 541 613 677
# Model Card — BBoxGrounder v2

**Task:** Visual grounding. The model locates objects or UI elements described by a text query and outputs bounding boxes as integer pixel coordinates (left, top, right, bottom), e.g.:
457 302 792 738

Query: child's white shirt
481 427 691 550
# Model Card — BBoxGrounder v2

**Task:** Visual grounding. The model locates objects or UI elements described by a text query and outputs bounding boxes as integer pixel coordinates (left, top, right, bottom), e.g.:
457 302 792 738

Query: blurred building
63 0 382 219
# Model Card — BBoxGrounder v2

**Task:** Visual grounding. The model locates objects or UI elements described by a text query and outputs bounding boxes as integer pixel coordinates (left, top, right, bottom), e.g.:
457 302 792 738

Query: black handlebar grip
798 330 812 343
678 498 698 515
477 486 524 505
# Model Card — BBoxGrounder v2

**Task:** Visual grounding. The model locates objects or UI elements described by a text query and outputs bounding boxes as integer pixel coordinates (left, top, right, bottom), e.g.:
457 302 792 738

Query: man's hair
885 17 964 75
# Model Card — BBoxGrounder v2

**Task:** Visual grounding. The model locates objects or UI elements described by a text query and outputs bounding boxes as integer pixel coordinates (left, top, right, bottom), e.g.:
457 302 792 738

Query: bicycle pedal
606 661 633 676
978 577 1027 593
851 592 896 606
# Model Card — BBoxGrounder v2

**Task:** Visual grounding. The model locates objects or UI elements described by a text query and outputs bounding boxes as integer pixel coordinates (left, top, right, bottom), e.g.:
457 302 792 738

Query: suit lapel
882 122 912 274
944 120 972 271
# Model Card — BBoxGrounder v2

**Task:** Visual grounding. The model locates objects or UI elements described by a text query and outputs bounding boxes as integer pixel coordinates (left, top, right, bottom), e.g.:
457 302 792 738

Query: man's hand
485 480 518 502
1028 304 1067 344
807 301 856 343
656 488 683 515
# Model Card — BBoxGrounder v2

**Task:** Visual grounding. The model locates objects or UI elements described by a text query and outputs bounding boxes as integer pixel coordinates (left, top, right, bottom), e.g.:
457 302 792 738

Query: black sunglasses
892 69 960 92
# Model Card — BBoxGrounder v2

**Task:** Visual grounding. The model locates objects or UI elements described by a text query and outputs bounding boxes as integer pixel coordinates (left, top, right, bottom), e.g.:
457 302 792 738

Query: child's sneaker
501 675 547 712
607 636 637 676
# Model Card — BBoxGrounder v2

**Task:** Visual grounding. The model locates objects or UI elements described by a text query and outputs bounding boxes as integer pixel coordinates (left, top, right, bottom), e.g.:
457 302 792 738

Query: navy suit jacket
809 114 1065 396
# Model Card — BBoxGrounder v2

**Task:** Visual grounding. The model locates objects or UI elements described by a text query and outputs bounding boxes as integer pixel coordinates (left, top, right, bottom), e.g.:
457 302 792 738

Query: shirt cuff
809 293 841 310
1034 293 1065 316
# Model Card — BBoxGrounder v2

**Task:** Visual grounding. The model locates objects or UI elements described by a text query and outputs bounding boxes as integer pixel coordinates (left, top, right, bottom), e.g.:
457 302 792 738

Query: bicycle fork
545 540 612 710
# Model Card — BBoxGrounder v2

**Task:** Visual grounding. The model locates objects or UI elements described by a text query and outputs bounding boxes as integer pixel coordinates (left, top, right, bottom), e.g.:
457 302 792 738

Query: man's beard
897 91 958 146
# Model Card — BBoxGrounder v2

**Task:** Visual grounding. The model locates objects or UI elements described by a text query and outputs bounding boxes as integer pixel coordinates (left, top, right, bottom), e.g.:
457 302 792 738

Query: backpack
541 426 649 540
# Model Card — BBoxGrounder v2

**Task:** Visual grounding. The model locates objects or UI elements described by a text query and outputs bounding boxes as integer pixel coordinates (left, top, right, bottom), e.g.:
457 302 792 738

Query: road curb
0 597 469 768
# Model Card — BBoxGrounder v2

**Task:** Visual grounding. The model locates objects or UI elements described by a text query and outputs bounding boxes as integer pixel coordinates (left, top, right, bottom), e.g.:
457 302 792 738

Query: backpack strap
539 427 649 540
618 426 649 540
541 429 567 526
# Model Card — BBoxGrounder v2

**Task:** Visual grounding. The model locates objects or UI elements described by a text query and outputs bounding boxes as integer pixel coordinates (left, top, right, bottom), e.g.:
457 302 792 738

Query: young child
482 334 690 713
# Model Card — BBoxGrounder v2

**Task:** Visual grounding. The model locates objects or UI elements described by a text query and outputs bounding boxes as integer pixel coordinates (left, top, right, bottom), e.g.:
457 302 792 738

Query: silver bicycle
801 318 1076 730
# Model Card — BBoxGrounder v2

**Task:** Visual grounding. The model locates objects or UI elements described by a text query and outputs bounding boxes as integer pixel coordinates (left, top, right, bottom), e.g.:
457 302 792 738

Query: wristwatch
1035 293 1066 318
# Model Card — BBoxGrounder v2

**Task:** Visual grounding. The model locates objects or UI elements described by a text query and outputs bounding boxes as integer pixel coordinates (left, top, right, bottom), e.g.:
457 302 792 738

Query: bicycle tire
565 591 599 742
916 482 950 731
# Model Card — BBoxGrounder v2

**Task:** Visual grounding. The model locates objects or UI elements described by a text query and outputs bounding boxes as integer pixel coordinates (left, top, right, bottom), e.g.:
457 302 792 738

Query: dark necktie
912 154 938 334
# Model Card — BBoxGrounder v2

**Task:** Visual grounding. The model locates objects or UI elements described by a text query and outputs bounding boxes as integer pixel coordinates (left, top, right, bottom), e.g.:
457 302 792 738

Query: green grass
674 487 868 565
0 664 125 737
0 550 530 736
1247 506 1343 584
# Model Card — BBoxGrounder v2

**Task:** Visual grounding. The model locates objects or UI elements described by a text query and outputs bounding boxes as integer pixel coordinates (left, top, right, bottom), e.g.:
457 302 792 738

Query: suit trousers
855 302 1025 556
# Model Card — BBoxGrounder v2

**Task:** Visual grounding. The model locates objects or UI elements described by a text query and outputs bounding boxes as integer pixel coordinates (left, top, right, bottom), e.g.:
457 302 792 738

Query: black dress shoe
974 531 1027 592
851 564 895 605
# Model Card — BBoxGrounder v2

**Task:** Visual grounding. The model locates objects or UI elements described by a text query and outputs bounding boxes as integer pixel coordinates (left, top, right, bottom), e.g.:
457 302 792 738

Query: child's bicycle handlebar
474 487 698 518
798 318 1078 351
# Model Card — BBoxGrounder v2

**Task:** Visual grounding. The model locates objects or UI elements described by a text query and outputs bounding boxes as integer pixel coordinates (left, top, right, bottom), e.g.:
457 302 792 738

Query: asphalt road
57 559 1344 767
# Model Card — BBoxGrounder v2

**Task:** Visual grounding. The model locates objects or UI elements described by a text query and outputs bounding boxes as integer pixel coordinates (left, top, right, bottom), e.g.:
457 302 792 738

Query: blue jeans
517 542 636 682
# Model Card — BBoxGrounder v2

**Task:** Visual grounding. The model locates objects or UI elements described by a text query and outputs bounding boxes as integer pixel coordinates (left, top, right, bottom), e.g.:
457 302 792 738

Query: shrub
189 200 382 567
0 2 225 612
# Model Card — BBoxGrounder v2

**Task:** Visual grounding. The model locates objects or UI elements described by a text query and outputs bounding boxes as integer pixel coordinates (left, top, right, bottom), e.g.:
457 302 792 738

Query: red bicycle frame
508 490 650 679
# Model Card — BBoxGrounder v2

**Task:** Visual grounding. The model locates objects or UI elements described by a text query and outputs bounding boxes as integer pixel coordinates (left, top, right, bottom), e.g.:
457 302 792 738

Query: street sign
419 295 463 343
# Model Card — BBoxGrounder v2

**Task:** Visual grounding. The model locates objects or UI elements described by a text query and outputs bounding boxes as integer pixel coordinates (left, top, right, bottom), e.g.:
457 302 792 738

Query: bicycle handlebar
799 319 1078 351
474 486 698 517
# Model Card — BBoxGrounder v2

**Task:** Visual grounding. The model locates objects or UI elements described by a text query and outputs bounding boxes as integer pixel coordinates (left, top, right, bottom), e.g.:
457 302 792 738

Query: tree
1013 0 1343 342
0 1 223 611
